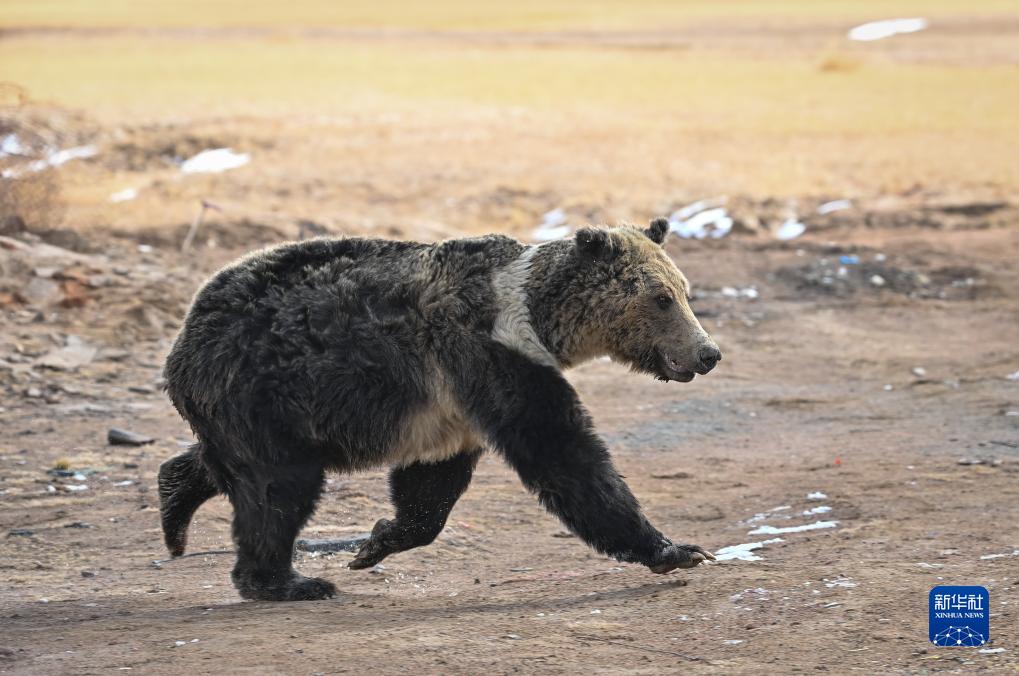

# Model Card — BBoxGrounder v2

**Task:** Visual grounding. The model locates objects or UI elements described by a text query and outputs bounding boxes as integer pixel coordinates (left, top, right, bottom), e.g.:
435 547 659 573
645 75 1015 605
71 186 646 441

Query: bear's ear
644 217 670 246
575 227 617 262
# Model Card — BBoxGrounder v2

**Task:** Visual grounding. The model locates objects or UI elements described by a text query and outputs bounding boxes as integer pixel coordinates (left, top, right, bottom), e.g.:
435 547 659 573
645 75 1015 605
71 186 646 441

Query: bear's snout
695 345 722 374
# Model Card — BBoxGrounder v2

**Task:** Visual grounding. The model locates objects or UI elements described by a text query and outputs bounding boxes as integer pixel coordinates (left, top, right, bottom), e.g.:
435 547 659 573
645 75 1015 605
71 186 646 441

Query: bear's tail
158 444 221 557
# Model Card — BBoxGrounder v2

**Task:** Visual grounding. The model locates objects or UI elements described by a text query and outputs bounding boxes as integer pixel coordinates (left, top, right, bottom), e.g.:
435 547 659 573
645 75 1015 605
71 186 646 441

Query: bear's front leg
350 448 481 569
454 344 714 572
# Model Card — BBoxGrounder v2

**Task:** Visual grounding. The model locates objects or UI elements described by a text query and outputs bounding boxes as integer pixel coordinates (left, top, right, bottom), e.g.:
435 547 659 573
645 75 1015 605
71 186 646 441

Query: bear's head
569 218 721 382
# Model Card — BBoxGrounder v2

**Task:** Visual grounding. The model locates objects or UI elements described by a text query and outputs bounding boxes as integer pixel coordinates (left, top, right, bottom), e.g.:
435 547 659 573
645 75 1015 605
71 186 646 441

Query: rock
295 535 370 553
36 335 97 371
107 427 155 446
7 528 34 537
80 570 96 578
651 470 693 479
20 277 61 306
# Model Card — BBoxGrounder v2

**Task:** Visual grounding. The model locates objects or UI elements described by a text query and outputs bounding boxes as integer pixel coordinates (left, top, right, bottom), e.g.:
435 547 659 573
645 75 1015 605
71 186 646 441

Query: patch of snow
669 206 732 239
721 286 759 300
807 491 827 500
775 218 806 240
980 550 1019 560
2 145 97 178
110 188 138 203
745 505 792 524
1005 370 1019 381
533 208 570 241
714 538 784 562
1 134 27 156
180 147 250 174
533 225 570 241
802 505 832 516
824 575 858 588
979 648 1006 654
848 18 928 42
748 520 838 536
817 199 852 215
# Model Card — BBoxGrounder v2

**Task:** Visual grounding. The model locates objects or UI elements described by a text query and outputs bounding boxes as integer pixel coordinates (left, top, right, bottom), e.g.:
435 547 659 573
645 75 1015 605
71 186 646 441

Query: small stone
36 335 97 371
21 277 61 306
870 274 886 287
81 570 96 578
107 428 155 446
911 367 927 377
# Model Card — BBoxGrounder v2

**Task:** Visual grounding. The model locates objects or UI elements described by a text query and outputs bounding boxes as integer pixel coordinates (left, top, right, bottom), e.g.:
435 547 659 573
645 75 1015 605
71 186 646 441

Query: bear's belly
386 386 481 467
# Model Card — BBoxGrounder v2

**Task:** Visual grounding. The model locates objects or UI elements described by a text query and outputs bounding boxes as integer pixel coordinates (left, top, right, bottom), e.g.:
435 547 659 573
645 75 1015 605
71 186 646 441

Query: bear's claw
348 518 395 570
649 543 716 574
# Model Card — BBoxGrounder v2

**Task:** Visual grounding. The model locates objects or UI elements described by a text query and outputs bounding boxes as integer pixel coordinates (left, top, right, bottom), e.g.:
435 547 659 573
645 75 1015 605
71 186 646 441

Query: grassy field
3 0 1018 30
1 0 1016 226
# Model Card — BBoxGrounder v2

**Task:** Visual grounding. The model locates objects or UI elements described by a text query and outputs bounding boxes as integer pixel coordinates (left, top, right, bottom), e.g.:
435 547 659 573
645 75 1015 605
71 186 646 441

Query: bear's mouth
656 350 695 383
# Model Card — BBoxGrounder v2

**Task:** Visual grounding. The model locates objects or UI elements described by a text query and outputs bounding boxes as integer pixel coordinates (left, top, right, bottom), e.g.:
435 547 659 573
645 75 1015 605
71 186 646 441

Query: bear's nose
697 346 721 373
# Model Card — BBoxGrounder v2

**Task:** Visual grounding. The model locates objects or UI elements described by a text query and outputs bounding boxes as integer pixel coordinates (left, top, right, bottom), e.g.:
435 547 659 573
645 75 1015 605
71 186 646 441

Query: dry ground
1 1 1018 673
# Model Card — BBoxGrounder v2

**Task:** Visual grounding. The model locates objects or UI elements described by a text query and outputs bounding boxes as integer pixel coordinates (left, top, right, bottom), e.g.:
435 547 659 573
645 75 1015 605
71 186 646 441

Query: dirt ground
2 2 1019 674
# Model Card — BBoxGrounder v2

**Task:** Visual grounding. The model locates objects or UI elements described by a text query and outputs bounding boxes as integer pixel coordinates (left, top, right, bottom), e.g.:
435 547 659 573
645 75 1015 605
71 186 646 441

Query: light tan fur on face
588 229 712 367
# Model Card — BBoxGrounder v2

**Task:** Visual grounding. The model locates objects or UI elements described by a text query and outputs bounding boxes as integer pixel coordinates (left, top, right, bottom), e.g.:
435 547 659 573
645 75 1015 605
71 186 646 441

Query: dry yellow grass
3 0 1017 30
1 0 1016 231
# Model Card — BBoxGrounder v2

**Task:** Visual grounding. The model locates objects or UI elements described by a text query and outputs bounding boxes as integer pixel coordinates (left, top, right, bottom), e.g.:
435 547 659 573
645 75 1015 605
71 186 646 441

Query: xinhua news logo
929 586 989 647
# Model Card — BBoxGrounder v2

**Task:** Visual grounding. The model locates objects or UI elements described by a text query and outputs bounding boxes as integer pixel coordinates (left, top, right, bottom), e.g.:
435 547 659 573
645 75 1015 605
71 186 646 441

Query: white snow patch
980 550 1019 560
110 188 138 203
2 145 97 178
669 206 732 239
817 199 852 215
180 147 250 174
748 520 838 536
848 18 927 42
979 648 1006 654
714 538 784 562
1 134 27 156
533 208 570 241
1005 370 1019 381
807 491 828 500
721 286 759 300
775 218 806 240
802 505 832 516
824 575 858 588
744 505 792 524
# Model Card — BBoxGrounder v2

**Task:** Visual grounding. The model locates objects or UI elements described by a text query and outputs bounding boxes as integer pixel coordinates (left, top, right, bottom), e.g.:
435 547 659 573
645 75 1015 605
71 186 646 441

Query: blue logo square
929 586 989 646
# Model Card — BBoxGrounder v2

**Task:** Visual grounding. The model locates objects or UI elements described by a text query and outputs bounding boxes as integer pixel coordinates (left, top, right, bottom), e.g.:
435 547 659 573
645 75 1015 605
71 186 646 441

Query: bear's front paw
648 543 716 574
348 518 395 570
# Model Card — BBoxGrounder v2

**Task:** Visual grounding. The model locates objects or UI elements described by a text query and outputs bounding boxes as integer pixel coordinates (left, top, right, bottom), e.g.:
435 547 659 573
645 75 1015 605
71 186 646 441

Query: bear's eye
656 294 673 310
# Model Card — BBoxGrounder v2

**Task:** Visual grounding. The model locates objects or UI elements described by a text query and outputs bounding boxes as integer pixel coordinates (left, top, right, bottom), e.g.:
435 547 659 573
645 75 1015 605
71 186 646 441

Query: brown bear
159 218 722 601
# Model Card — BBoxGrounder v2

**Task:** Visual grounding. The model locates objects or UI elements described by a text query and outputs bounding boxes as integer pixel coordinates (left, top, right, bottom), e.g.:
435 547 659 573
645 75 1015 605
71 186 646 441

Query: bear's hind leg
349 448 481 570
229 461 336 602
158 444 220 557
